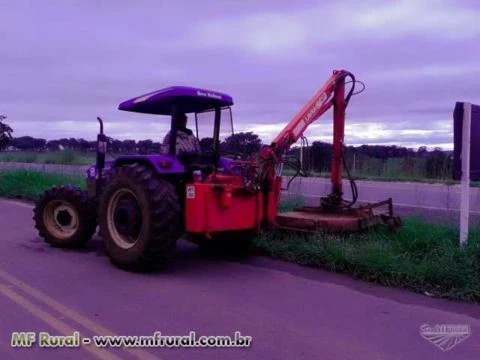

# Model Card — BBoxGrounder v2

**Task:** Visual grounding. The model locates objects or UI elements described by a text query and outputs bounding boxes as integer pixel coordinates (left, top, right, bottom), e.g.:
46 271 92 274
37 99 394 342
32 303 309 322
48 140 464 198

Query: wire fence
292 150 453 182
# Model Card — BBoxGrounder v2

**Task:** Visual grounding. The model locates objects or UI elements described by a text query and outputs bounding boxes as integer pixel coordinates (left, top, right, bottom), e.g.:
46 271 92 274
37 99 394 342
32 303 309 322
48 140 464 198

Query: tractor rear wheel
98 164 181 270
33 185 97 248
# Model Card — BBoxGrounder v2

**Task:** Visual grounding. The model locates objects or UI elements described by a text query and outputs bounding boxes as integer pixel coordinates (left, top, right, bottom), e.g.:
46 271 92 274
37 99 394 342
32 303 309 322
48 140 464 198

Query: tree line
0 115 452 179
2 133 262 155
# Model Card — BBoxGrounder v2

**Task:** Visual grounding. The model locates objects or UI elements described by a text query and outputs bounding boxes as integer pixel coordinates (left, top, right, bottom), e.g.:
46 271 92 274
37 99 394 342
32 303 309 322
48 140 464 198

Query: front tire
98 164 181 270
33 185 97 248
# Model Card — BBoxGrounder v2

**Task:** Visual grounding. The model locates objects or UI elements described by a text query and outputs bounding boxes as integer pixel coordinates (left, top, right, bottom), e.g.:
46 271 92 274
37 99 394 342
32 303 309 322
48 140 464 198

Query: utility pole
460 102 471 245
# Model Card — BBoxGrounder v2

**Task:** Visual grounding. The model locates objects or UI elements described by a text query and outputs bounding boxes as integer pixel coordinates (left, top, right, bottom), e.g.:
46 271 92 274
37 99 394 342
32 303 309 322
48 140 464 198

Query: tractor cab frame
88 86 239 201
119 86 234 160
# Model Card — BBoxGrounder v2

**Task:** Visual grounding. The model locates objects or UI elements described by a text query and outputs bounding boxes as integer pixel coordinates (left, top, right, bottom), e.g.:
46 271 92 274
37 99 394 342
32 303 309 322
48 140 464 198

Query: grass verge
0 150 98 165
254 219 480 303
278 197 305 213
0 170 85 201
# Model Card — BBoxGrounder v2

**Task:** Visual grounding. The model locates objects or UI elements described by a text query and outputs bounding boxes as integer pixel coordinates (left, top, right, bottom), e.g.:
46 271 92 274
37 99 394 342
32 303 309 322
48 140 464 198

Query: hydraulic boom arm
271 69 355 154
255 69 401 230
259 69 357 209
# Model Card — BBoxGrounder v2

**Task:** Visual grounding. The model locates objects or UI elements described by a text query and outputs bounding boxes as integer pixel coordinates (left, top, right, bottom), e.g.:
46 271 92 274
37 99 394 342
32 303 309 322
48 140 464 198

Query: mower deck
275 199 397 233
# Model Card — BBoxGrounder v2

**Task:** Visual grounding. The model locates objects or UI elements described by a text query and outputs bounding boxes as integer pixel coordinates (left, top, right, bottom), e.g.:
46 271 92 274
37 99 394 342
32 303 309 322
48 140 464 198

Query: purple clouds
0 0 478 149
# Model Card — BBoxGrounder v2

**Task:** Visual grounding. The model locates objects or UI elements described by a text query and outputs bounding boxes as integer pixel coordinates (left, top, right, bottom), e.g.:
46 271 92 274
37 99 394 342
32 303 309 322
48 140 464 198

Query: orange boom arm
259 69 356 208
271 69 353 153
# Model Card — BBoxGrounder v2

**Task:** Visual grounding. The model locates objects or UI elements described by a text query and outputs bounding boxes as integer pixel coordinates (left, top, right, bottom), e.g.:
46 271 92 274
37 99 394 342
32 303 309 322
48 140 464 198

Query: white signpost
460 102 471 245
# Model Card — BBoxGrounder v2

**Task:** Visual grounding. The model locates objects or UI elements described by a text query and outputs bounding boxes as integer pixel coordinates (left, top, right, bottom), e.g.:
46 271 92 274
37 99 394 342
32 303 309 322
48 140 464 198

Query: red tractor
33 70 400 270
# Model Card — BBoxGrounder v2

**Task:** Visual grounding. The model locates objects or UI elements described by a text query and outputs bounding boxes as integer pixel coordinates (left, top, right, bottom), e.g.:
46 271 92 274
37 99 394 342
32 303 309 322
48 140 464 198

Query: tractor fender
111 155 186 175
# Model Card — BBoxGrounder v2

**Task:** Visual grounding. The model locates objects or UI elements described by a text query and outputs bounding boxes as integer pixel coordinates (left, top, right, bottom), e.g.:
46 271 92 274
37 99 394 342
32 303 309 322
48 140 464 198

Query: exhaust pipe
96 117 107 196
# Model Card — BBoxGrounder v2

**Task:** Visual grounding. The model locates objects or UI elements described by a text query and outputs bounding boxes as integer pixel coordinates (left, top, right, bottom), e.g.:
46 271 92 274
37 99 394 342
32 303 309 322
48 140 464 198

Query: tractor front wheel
33 186 97 248
98 164 181 270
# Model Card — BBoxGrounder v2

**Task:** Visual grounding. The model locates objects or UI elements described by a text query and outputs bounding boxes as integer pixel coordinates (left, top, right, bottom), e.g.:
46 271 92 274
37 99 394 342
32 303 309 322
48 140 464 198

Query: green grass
0 171 85 201
0 151 96 165
278 197 305 212
254 218 480 303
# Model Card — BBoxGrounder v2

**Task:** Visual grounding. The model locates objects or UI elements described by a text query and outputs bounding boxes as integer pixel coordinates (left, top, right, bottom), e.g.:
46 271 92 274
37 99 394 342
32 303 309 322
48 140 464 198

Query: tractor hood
118 86 234 115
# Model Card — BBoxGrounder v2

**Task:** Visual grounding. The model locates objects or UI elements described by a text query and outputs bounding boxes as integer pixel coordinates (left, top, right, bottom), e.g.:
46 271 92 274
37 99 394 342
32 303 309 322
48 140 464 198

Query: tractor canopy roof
118 86 234 115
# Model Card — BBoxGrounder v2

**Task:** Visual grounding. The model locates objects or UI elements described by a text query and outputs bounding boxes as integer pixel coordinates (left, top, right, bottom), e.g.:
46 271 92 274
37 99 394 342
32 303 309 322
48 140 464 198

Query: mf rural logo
420 324 471 351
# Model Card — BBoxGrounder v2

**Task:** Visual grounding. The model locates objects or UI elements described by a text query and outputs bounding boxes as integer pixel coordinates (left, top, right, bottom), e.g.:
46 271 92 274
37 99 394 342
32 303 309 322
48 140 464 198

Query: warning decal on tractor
186 185 195 199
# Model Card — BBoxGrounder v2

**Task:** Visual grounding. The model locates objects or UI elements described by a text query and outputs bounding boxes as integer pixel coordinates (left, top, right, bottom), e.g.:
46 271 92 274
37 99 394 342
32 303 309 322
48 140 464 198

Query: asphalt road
0 199 479 360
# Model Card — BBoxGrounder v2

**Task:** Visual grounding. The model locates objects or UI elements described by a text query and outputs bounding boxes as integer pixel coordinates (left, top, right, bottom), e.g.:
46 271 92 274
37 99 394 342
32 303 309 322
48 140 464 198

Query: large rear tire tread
33 185 97 248
99 164 181 271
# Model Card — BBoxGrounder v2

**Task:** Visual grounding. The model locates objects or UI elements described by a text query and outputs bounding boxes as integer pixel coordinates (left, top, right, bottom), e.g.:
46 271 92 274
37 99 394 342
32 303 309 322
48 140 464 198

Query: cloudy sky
1 0 479 149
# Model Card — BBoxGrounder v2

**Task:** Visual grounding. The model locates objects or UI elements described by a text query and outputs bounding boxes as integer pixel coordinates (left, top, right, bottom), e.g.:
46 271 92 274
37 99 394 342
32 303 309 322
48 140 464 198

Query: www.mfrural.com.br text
11 331 253 348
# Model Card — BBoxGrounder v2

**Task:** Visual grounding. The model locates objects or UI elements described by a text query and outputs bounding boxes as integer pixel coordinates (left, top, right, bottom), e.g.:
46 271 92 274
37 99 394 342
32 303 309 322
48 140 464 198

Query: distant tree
46 140 61 151
122 139 137 153
221 132 262 157
34 138 46 151
109 139 123 153
53 138 83 150
67 138 79 150
0 115 13 150
199 137 214 152
426 147 449 179
137 139 154 154
11 136 45 151
309 141 332 173
352 144 416 159
417 146 428 157
151 141 161 153
77 138 90 152
88 140 96 151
